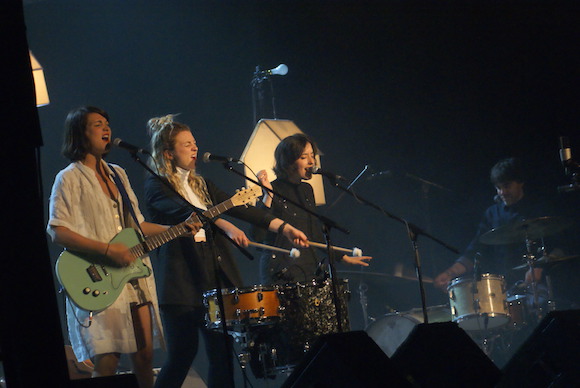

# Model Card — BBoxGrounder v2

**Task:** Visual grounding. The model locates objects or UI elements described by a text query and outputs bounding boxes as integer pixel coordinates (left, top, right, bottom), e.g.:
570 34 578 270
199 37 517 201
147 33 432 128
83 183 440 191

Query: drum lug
258 291 263 302
451 306 457 317
449 289 455 301
234 289 240 304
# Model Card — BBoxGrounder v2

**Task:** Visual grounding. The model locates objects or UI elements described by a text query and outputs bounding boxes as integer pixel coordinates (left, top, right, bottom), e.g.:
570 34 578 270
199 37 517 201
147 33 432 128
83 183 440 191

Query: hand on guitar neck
104 218 202 267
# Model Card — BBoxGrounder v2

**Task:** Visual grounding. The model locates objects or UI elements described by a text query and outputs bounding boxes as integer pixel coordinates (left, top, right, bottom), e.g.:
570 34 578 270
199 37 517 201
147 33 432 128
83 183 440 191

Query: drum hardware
339 269 434 326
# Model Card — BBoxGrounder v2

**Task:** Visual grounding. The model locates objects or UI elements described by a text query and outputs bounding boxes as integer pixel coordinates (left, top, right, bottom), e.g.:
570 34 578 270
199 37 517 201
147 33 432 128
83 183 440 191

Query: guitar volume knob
92 290 100 297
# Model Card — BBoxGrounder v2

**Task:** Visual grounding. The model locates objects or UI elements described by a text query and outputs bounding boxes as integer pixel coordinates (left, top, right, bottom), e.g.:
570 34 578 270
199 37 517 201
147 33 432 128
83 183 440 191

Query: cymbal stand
545 274 557 311
523 231 543 321
357 280 370 328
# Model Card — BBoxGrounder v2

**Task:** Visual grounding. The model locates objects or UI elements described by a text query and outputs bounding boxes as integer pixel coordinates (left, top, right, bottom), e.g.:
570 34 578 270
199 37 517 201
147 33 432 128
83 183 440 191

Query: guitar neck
130 197 236 257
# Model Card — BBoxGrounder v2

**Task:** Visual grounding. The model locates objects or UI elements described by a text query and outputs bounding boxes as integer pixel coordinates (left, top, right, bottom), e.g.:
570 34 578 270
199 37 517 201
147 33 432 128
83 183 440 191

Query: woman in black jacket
144 114 308 388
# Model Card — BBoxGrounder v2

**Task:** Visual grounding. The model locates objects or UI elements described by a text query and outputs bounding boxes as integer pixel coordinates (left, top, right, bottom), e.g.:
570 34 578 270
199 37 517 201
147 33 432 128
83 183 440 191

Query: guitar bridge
86 265 103 282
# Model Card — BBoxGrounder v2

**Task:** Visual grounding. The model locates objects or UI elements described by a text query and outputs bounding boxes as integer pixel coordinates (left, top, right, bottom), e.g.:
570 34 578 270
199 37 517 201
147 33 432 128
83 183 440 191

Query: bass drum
366 305 452 357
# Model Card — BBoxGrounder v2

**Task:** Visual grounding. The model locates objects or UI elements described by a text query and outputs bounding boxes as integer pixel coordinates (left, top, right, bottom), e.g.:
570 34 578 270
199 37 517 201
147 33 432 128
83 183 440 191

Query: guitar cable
67 296 93 328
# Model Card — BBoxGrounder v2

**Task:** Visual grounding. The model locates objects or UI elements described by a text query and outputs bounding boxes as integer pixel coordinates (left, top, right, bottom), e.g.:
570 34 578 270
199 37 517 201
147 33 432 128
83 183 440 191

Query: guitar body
55 228 152 312
54 185 262 312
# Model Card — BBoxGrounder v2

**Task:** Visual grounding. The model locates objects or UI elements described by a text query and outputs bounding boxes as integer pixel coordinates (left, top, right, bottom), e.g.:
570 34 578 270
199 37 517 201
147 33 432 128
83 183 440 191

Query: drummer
434 157 565 294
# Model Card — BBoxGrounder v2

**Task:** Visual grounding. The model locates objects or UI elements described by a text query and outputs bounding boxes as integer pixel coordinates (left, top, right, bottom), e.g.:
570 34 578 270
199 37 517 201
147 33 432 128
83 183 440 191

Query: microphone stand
251 66 279 124
124 152 252 386
319 174 459 324
218 161 350 331
328 164 369 209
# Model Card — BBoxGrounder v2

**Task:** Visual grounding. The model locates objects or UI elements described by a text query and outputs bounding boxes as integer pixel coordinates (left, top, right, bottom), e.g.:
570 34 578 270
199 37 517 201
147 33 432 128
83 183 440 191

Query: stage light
29 51 49 107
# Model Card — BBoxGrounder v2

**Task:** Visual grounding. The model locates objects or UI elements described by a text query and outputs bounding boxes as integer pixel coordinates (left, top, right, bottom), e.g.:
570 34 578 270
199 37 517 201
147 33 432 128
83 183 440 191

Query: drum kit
199 216 575 376
366 216 577 363
202 278 351 379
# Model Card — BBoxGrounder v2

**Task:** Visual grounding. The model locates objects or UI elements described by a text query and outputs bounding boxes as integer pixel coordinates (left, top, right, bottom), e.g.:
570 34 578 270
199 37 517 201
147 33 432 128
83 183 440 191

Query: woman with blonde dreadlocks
143 114 308 388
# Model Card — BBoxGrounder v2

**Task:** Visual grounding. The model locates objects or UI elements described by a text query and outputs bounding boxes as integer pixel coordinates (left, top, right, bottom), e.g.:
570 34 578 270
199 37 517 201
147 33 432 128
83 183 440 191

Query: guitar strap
108 164 145 236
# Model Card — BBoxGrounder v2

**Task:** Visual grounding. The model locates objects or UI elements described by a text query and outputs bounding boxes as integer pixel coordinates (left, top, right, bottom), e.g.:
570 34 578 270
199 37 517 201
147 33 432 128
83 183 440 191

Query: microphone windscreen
272 64 288 76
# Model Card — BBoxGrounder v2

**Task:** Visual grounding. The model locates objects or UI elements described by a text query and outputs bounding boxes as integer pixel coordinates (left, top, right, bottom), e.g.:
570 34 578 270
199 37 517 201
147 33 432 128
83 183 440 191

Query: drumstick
248 241 301 258
308 242 363 257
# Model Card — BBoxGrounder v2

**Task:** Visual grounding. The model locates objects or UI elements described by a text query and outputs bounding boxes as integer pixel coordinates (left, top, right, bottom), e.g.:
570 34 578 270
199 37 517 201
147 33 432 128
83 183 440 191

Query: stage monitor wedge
282 330 412 388
498 309 580 388
391 322 501 388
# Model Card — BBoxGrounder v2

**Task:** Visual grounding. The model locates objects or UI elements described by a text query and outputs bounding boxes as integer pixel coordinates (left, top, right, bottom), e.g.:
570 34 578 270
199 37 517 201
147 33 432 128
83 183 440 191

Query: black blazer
144 175 275 307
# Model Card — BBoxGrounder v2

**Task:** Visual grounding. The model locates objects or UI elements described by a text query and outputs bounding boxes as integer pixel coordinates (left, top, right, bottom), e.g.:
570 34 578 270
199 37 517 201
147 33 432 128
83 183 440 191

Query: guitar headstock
231 185 263 207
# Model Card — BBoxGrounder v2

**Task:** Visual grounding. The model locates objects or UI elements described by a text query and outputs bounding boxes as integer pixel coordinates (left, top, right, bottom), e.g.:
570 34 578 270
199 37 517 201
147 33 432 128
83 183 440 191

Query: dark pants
154 305 235 388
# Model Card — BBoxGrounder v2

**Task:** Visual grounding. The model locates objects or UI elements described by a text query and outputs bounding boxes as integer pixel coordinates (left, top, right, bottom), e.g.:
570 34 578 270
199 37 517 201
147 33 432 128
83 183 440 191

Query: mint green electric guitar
55 185 262 312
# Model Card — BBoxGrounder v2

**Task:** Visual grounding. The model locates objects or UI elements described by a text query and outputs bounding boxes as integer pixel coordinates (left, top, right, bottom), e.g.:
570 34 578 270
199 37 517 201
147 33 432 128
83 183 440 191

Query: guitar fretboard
129 198 235 258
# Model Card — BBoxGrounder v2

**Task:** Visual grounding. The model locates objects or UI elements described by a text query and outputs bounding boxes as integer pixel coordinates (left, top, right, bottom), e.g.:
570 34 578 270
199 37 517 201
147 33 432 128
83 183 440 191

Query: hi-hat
512 254 580 270
480 216 573 245
337 270 433 285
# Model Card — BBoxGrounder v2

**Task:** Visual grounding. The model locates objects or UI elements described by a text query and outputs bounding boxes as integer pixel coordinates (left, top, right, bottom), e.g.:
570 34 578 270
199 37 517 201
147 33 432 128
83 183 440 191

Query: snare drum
203 285 280 330
448 273 509 331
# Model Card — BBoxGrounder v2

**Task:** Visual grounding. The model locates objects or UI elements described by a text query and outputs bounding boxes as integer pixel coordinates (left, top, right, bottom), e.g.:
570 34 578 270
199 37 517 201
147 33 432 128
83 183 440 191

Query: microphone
310 166 346 181
112 138 150 155
559 136 573 175
558 136 580 175
258 64 288 76
202 152 241 164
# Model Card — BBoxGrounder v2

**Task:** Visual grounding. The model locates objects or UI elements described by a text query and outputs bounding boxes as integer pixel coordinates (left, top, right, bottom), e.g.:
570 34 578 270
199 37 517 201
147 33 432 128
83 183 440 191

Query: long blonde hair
147 114 212 206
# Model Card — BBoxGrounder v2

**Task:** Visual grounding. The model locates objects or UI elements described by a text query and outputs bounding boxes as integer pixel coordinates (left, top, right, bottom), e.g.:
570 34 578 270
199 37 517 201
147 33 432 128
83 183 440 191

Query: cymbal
479 216 573 245
512 254 580 270
337 270 434 284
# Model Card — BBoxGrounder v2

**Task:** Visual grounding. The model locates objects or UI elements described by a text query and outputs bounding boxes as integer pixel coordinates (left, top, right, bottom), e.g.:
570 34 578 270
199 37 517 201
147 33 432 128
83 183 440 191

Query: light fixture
29 51 49 107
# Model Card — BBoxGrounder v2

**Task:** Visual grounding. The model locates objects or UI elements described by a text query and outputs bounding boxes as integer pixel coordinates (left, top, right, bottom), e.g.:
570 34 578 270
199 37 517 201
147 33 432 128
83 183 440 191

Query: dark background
18 0 580 386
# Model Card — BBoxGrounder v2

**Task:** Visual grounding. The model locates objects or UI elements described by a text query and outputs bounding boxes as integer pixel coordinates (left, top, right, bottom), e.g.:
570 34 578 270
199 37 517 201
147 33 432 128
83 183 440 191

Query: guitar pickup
87 265 103 282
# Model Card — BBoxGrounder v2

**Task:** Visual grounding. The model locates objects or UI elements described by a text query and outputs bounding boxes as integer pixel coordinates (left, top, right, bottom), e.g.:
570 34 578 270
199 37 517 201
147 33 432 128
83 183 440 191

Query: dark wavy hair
62 106 110 161
490 157 525 185
273 133 318 180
